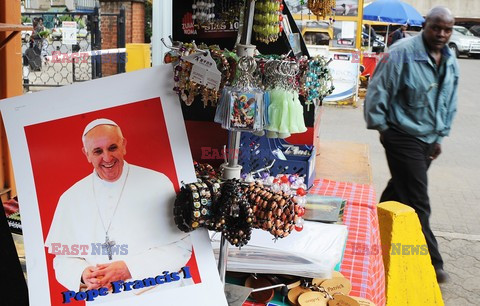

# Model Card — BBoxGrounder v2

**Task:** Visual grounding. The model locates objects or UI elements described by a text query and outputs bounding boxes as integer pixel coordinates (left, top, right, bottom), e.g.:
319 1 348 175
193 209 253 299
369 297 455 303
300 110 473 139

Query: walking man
364 6 459 283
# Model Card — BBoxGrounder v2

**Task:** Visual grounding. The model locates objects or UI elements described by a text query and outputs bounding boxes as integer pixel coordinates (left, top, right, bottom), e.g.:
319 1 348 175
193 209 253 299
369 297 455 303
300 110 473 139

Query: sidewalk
317 58 480 305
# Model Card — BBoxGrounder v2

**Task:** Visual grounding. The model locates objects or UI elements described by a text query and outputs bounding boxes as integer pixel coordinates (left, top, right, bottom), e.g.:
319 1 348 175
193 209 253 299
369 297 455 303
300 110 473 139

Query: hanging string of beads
174 172 305 247
166 42 334 110
298 55 335 109
192 0 216 25
307 0 336 21
253 0 284 44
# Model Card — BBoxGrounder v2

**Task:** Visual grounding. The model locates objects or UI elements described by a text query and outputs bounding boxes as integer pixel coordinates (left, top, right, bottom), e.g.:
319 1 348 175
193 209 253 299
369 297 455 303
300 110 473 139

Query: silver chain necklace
92 165 130 260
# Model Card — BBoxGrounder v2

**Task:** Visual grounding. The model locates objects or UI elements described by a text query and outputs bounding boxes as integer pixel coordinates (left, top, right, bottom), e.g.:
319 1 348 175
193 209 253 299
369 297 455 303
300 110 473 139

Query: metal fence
21 7 125 92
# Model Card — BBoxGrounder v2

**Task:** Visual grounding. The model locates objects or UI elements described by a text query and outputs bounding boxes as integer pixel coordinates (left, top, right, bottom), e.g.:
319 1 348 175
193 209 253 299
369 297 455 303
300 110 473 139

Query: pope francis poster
0 66 228 305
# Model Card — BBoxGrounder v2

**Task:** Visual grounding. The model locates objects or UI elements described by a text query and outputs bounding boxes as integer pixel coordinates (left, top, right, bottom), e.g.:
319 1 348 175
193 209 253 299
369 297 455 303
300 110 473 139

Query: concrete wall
26 0 80 11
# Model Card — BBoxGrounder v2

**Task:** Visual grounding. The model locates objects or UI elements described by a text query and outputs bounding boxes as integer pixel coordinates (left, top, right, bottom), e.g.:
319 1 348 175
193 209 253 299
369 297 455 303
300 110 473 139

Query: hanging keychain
216 56 265 133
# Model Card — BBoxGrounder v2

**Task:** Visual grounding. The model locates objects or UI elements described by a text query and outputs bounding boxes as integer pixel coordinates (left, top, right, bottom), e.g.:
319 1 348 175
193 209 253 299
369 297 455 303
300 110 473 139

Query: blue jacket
364 34 459 144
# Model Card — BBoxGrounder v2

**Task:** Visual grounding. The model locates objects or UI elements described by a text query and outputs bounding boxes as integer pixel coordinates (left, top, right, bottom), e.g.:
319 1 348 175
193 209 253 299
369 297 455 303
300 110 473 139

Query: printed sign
0 66 228 306
61 21 77 45
323 51 360 103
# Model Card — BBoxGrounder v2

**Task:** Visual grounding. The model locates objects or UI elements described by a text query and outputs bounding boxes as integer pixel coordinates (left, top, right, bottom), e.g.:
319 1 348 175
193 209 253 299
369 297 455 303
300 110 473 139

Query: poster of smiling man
0 66 227 306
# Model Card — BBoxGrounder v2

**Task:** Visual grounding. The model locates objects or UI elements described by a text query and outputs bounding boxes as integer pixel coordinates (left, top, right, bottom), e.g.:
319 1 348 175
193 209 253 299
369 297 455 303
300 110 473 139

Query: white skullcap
83 118 119 137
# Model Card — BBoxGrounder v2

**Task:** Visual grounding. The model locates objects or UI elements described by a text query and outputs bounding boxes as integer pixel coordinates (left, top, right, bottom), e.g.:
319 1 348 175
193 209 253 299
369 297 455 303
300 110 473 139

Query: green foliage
58 15 73 22
38 29 51 38
21 16 32 24
74 17 86 29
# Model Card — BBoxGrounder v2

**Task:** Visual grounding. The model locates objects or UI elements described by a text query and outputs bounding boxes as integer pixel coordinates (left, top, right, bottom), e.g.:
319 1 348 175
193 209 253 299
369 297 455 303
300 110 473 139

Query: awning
363 20 402 26
75 8 95 13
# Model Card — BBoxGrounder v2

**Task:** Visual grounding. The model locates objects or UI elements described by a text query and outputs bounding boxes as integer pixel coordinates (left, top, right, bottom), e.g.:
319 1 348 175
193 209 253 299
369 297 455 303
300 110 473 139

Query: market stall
0 1 386 305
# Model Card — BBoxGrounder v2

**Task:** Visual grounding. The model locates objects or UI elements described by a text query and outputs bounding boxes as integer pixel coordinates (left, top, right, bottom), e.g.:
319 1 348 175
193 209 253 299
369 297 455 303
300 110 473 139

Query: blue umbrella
363 0 425 27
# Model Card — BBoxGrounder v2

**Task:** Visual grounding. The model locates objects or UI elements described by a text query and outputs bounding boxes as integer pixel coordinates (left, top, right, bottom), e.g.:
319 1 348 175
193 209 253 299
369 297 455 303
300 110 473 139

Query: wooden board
315 140 372 185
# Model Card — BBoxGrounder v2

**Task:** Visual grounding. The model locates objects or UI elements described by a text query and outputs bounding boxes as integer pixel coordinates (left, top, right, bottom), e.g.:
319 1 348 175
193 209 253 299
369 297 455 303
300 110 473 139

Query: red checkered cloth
310 179 386 306
243 179 385 306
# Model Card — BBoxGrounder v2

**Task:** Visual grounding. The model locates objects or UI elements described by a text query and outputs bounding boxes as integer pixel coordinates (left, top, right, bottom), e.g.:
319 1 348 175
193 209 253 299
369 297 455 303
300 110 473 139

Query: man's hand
82 266 101 290
430 143 442 160
91 260 132 289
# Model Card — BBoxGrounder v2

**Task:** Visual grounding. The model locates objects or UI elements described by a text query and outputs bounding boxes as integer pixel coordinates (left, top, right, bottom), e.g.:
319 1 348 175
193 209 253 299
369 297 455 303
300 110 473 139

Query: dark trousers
380 128 443 269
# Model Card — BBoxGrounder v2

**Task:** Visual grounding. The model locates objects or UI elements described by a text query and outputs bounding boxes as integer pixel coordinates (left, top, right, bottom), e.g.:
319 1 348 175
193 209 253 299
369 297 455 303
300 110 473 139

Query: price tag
205 69 222 90
183 51 222 90
190 65 207 84
328 295 360 306
322 278 352 296
298 292 328 306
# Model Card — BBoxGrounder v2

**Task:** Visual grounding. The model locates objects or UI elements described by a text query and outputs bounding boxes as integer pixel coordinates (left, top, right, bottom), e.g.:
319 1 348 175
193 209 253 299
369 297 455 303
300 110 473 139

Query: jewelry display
307 0 336 21
253 0 285 44
174 178 220 232
192 0 216 24
166 42 334 113
174 172 304 245
298 55 335 110
244 181 304 237
215 179 253 247
215 56 266 132
263 58 307 138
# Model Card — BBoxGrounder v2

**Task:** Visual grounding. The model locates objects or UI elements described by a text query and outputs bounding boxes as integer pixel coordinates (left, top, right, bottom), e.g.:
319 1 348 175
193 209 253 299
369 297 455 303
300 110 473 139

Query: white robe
45 162 192 298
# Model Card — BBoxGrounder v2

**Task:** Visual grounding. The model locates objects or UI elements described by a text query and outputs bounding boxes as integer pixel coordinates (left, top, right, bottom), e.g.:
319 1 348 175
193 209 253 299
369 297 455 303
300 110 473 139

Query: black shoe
435 268 450 283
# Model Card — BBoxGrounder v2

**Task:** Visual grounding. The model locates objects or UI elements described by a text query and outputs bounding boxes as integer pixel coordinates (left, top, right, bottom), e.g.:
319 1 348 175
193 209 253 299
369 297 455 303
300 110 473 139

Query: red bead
273 178 280 184
296 187 306 196
295 225 303 232
280 175 289 183
297 207 305 217
279 15 283 21
279 4 284 11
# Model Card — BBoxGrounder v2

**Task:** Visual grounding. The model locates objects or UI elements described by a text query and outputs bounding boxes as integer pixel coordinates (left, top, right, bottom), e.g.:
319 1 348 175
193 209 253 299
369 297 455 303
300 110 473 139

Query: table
243 178 386 306
310 179 385 306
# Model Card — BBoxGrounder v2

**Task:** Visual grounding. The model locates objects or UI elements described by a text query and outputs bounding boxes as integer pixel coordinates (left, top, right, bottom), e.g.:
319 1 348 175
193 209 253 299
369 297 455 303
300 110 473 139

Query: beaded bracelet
186 181 212 229
215 179 253 247
174 180 214 232
245 182 299 239
174 185 193 233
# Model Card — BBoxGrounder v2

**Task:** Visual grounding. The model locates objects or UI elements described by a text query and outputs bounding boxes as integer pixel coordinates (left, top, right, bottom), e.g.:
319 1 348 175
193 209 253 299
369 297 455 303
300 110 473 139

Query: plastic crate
238 132 316 188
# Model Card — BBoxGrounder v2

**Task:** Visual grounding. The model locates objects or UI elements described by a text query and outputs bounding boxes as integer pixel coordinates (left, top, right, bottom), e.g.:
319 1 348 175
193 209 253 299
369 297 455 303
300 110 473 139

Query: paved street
319 57 480 305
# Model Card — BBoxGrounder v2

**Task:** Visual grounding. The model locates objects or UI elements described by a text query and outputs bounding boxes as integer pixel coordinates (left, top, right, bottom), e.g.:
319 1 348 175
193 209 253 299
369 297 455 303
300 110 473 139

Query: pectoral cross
102 235 116 260
305 100 313 112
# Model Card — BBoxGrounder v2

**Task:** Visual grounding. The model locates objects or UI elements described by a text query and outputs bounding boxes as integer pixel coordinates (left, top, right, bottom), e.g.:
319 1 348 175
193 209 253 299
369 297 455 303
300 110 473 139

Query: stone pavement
318 57 480 305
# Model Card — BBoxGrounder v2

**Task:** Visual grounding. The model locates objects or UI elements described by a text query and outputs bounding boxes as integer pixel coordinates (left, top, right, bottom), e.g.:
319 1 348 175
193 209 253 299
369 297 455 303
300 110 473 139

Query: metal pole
117 6 126 73
91 7 102 79
227 131 241 167
217 234 229 284
217 0 257 286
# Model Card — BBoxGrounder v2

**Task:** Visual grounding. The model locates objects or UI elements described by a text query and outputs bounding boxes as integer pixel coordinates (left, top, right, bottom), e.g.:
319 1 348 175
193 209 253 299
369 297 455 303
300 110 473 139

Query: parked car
448 25 480 58
469 25 480 37
362 32 385 53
